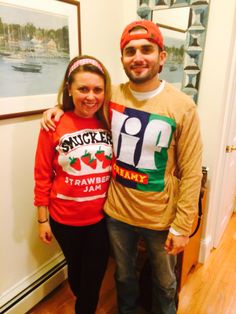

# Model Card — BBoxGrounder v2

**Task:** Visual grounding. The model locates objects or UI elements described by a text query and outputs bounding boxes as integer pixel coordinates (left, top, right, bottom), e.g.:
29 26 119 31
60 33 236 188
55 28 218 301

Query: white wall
78 0 137 83
0 116 63 307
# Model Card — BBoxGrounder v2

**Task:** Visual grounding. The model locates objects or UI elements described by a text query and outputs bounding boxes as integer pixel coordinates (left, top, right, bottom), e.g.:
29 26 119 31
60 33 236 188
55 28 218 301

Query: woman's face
69 71 105 118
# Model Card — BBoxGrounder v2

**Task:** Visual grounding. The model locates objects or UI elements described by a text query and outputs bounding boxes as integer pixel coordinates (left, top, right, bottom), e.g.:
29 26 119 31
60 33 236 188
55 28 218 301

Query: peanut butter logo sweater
104 82 203 235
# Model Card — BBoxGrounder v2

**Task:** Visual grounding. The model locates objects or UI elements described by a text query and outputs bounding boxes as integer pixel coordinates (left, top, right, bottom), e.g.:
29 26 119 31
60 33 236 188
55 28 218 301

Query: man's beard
124 66 159 84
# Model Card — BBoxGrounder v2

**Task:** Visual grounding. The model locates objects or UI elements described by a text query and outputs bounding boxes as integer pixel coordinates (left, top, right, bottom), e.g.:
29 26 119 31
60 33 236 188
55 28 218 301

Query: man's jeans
107 216 177 314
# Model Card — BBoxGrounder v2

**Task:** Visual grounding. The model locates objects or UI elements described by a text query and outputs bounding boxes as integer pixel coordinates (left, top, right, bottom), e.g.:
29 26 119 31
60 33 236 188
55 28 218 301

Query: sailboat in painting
11 62 42 73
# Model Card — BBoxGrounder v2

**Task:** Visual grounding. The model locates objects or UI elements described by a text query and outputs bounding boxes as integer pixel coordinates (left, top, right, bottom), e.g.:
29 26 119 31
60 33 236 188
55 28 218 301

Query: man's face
121 37 166 85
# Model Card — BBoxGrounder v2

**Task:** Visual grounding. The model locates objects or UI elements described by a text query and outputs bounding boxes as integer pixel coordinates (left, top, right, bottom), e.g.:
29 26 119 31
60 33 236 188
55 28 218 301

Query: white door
213 35 236 247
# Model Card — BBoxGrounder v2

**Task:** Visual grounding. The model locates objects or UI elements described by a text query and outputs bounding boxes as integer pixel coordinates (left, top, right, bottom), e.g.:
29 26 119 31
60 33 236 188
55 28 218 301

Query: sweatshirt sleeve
171 105 203 236
34 129 55 206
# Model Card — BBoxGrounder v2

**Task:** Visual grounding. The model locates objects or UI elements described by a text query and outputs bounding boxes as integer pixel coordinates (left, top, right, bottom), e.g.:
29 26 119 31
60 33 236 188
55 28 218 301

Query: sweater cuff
169 227 182 236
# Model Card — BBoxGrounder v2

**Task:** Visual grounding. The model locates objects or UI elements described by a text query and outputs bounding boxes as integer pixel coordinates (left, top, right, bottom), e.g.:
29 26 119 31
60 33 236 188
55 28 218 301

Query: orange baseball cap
120 20 164 52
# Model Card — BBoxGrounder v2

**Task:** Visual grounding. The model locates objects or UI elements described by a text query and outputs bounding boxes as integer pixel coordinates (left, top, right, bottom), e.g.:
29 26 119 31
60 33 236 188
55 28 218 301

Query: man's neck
129 77 161 93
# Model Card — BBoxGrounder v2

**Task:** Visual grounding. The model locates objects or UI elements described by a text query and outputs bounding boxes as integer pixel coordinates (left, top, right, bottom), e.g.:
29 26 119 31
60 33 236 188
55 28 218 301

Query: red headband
68 58 104 78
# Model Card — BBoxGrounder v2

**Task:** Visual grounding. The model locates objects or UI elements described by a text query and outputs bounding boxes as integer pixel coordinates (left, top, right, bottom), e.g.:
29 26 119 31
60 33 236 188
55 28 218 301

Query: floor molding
198 235 213 263
1 260 67 314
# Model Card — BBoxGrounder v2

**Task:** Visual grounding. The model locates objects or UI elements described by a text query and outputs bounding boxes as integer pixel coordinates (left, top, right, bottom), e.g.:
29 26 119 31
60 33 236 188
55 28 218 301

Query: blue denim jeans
106 216 177 314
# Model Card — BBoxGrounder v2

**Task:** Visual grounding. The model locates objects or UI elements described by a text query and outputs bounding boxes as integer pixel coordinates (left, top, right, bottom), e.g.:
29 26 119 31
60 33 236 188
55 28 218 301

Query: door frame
211 22 236 247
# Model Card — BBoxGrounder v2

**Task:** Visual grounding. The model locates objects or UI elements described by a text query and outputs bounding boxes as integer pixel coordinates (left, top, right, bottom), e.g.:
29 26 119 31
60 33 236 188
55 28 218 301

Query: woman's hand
40 107 64 131
38 221 53 244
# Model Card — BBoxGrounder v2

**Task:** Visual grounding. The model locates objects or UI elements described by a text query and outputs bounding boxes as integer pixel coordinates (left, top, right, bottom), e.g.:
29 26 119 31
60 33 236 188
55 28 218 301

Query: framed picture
0 0 81 120
159 27 186 90
152 7 191 89
137 0 210 102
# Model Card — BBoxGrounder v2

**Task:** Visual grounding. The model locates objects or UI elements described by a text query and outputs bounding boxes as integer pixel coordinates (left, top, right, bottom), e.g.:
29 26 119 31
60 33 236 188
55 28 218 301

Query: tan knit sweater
104 82 203 236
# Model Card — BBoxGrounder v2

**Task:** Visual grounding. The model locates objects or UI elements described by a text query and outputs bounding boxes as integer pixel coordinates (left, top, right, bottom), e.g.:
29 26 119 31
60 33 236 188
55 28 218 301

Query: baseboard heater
0 259 67 314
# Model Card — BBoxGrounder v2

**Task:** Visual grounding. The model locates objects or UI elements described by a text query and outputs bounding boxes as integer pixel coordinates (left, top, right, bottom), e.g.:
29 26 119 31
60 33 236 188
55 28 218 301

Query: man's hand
164 232 189 256
40 107 64 131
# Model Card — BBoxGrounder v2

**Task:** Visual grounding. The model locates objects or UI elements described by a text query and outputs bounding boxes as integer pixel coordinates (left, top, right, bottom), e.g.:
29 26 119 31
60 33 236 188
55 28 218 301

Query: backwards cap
120 20 164 52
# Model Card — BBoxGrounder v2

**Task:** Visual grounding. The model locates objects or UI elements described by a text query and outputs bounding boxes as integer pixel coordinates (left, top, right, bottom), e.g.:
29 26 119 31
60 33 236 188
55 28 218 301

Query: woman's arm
37 206 53 244
34 129 55 245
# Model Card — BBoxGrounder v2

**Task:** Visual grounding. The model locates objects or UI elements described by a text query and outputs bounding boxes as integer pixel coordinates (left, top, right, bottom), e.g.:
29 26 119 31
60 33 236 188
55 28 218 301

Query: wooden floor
28 214 236 314
178 213 236 314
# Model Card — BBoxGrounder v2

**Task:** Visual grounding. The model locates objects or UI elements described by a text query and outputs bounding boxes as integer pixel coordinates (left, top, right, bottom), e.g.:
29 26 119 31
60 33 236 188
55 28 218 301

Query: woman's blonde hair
57 55 111 128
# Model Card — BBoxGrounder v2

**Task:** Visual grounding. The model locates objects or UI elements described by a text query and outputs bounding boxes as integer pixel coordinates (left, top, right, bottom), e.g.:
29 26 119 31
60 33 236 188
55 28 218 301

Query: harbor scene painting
159 27 185 90
0 2 70 98
152 7 190 90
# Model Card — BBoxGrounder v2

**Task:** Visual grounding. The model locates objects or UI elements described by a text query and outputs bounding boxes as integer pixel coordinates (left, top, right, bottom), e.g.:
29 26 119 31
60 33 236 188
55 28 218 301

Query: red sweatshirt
34 111 112 226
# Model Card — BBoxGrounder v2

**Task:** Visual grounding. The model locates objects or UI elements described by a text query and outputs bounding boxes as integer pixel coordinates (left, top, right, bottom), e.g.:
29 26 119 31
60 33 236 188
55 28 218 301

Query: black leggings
50 217 109 314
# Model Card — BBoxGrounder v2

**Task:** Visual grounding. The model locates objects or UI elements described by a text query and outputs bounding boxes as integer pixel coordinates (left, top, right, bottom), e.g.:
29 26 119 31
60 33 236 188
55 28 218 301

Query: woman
34 55 112 314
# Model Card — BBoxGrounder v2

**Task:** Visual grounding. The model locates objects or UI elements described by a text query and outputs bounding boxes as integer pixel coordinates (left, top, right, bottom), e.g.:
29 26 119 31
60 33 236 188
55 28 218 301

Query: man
41 20 202 314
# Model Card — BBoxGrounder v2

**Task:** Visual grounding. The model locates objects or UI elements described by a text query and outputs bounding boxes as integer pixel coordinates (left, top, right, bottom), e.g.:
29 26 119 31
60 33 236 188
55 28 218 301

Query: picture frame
137 0 210 102
0 0 81 120
152 7 191 90
158 26 186 90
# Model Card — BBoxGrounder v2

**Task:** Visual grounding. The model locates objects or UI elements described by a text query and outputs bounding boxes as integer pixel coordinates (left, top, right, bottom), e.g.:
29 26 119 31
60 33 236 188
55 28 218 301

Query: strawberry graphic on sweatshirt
81 150 92 166
81 150 97 169
102 154 112 169
88 158 97 169
69 156 81 171
95 147 105 162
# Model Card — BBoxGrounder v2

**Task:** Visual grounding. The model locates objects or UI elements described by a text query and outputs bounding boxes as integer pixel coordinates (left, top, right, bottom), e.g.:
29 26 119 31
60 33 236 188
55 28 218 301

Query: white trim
197 0 236 255
198 235 213 264
3 266 67 314
57 192 106 202
0 252 64 307
212 8 236 247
